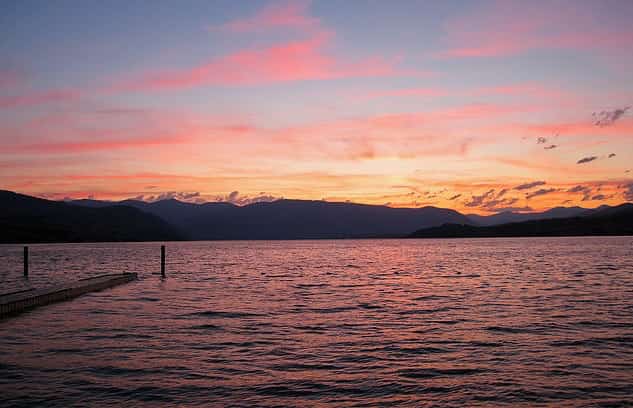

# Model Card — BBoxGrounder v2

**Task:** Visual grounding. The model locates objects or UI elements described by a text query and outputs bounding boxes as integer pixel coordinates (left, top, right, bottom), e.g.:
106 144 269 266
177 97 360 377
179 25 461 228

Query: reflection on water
1 237 633 406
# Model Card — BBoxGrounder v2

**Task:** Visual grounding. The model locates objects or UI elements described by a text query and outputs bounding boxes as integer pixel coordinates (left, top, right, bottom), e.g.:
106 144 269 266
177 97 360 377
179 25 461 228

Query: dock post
161 245 165 278
23 246 29 278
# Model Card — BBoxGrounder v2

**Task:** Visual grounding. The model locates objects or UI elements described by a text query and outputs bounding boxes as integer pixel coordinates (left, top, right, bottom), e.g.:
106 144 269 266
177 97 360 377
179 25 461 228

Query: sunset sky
1 0 632 214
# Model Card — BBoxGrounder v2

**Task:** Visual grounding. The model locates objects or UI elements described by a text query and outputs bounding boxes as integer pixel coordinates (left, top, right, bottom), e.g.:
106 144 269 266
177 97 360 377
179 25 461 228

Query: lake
1 237 633 406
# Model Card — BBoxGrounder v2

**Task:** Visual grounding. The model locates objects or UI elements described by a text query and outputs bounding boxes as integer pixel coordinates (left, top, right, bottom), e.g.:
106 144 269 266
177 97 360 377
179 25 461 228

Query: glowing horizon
1 0 632 214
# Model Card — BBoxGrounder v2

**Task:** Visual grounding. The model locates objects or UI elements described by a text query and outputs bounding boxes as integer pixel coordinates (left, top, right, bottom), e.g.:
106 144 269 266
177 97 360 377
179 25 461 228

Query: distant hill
466 206 593 226
6 189 629 242
0 190 182 243
73 197 472 240
410 203 633 238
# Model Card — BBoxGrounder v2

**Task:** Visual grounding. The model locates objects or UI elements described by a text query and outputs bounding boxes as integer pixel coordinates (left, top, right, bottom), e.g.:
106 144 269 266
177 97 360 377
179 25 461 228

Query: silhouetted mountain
120 199 238 232
0 190 182 243
410 203 633 238
466 206 592 226
74 197 471 240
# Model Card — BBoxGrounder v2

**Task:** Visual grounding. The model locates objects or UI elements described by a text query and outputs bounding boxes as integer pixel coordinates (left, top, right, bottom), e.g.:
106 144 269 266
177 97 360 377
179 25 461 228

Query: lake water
1 238 633 407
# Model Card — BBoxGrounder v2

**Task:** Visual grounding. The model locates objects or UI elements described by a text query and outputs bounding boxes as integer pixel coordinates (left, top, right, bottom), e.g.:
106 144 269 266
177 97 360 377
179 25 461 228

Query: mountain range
71 196 471 240
0 190 181 243
465 206 600 226
410 203 633 238
0 189 630 243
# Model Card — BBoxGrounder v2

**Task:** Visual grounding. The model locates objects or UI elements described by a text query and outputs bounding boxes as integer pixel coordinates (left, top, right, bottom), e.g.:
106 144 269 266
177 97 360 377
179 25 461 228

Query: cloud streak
0 135 189 154
593 106 630 127
214 190 281 206
117 34 398 91
577 156 598 164
0 89 81 109
526 188 558 199
567 184 596 201
464 188 525 212
215 0 318 33
116 3 400 92
136 191 203 203
623 183 633 201
514 181 546 190
440 1 633 58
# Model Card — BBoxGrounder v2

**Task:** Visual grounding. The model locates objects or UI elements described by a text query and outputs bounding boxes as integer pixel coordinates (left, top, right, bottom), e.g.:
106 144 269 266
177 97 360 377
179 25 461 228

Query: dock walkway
0 273 137 319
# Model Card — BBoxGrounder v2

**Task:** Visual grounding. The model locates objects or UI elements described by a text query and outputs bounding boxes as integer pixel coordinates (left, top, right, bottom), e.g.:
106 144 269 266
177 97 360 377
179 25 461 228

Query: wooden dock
0 273 138 319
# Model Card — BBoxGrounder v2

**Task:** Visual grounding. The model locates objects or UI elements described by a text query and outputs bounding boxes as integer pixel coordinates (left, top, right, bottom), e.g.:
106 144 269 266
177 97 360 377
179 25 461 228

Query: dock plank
0 273 137 319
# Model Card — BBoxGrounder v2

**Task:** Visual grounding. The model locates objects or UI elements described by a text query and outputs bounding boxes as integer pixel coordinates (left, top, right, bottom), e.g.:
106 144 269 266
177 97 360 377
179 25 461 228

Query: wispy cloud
440 1 633 58
137 191 203 203
114 34 397 91
526 188 558 199
115 3 400 92
593 106 630 127
577 156 598 164
514 180 546 190
464 188 525 212
623 183 633 201
567 184 593 201
353 87 446 101
0 135 190 154
0 89 81 109
214 0 318 33
214 190 281 205
568 185 590 193
465 189 495 207
0 68 26 88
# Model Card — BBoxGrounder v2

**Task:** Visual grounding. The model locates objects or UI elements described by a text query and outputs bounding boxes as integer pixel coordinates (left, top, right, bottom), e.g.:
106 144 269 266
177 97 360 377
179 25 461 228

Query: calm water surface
1 238 633 407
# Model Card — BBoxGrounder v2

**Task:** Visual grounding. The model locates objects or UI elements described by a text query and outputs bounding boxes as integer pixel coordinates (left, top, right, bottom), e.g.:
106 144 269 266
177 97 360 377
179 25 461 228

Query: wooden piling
23 246 29 278
161 245 166 277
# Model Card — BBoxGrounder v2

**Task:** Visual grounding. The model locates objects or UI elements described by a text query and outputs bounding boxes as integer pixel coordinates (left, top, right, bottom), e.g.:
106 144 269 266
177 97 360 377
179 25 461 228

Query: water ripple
1 237 633 406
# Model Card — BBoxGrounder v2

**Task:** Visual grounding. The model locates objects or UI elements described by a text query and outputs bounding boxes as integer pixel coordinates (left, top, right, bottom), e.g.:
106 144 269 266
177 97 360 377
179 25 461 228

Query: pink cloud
0 88 81 109
4 2 408 100
440 0 633 57
267 103 528 161
0 69 26 89
115 32 397 91
62 172 205 181
349 81 575 105
114 1 404 92
353 87 448 102
0 69 83 109
0 135 188 154
474 83 567 99
216 0 318 33
520 119 633 139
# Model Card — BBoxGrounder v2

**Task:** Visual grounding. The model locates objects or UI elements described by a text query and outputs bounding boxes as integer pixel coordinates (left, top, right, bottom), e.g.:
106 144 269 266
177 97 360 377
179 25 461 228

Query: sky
1 0 632 214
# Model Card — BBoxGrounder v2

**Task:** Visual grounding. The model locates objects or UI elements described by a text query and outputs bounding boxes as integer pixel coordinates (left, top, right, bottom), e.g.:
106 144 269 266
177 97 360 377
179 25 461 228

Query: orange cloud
61 172 206 181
